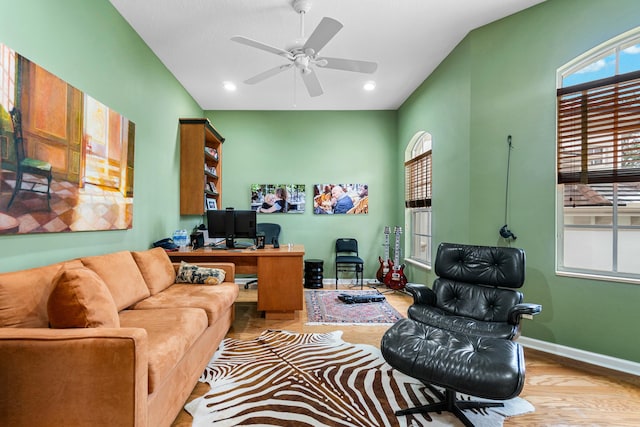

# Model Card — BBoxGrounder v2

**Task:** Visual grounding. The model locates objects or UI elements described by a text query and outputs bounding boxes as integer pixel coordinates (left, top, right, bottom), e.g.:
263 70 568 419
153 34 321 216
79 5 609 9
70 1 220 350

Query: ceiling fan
231 0 378 97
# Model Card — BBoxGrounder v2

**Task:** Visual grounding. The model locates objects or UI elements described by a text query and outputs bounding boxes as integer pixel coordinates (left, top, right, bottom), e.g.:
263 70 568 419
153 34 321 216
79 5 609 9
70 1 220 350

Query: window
556 27 640 282
405 131 432 266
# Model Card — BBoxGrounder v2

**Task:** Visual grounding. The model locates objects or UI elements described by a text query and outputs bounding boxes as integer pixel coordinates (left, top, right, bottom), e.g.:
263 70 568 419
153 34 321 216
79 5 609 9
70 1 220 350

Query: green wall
398 0 640 362
0 0 202 271
1 0 639 363
200 110 400 279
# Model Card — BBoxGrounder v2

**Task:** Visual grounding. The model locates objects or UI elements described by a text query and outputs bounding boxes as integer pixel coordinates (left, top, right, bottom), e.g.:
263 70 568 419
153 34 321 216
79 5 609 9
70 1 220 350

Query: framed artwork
313 183 368 215
0 42 135 234
251 184 305 214
206 198 217 210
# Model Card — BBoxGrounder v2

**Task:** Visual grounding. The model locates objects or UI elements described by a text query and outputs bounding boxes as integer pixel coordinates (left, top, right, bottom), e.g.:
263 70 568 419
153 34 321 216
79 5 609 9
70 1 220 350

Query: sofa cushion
176 261 226 285
0 260 83 328
118 307 208 394
47 266 120 329
81 251 150 311
131 247 176 295
132 282 239 326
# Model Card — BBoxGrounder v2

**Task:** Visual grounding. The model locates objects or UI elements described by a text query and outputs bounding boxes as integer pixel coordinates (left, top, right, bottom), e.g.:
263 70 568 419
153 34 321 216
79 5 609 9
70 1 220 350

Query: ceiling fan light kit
231 0 378 98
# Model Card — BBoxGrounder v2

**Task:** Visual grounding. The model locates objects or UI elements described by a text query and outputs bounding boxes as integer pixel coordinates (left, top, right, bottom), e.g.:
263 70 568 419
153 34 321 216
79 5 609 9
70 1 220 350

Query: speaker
190 231 205 249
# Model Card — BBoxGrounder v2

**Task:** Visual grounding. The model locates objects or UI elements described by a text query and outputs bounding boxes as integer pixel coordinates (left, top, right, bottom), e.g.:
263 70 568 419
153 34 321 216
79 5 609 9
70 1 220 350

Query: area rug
186 330 534 427
305 289 404 325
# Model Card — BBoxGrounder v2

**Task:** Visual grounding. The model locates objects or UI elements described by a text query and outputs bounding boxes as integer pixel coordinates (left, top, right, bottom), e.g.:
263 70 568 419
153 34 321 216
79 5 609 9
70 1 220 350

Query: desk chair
245 223 281 289
335 238 364 289
7 108 52 210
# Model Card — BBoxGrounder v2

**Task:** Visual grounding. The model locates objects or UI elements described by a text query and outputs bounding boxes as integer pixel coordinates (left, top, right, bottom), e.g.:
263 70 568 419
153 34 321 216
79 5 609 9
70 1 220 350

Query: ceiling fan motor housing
293 0 312 14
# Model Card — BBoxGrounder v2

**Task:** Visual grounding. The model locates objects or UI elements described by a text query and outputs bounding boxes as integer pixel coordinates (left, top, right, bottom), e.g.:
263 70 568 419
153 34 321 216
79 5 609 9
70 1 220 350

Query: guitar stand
370 281 410 295
381 287 411 296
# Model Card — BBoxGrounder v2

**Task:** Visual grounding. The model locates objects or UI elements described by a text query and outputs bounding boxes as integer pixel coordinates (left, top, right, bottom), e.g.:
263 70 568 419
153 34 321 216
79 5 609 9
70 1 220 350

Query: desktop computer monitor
234 209 257 239
206 208 256 248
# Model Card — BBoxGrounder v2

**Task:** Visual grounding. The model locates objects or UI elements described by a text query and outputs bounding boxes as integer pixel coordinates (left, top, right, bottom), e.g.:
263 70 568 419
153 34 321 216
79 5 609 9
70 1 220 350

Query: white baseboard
518 336 640 376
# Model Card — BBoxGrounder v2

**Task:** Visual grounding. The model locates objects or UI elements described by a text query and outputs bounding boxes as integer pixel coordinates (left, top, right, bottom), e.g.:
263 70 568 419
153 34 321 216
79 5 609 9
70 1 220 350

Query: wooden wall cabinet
179 118 225 215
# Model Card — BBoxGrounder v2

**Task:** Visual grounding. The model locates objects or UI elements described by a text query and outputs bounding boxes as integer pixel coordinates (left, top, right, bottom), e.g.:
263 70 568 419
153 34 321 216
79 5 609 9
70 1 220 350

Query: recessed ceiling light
223 81 237 91
363 81 376 91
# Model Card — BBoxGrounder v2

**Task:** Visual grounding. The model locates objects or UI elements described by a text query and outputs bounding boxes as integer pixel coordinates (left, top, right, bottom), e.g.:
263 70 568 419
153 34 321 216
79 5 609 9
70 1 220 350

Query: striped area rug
186 330 534 427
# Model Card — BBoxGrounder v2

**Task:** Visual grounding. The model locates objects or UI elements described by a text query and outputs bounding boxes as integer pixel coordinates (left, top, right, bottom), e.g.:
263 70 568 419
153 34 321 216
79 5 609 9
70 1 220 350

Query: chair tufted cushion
435 242 525 288
407 304 518 339
431 278 523 323
380 318 525 400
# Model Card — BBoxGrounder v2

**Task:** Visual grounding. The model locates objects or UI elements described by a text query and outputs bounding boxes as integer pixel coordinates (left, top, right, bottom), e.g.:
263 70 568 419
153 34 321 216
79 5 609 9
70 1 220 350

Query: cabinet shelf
179 118 225 215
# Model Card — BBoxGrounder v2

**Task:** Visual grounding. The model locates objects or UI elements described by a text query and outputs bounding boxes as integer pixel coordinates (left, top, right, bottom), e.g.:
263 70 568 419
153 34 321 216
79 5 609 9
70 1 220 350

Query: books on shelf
204 146 219 160
204 164 217 176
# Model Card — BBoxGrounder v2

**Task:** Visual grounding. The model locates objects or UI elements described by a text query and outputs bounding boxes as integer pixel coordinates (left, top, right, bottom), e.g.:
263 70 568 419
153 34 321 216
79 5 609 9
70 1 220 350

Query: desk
168 244 304 320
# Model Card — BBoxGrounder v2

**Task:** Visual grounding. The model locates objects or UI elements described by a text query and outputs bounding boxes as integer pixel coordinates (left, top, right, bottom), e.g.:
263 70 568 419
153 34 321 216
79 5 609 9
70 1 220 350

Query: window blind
557 70 640 185
405 150 431 208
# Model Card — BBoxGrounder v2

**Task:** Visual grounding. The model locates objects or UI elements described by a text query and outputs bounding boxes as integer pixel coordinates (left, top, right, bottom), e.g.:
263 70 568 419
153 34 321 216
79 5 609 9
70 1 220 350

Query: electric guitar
376 226 391 283
384 226 408 290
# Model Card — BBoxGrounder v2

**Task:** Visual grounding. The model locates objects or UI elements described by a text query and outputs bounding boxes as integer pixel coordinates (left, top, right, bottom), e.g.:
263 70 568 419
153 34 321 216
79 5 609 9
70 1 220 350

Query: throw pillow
47 266 120 329
131 247 176 295
176 261 226 285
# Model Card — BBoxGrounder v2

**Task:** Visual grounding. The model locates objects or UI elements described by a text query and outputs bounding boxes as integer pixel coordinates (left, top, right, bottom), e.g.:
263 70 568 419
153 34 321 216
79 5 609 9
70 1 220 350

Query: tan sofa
0 247 239 427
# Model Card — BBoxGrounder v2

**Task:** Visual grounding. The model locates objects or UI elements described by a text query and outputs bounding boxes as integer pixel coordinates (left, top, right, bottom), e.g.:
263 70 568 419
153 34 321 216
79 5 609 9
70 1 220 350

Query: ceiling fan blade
303 17 343 54
244 64 292 84
231 36 293 59
301 69 323 97
317 57 378 74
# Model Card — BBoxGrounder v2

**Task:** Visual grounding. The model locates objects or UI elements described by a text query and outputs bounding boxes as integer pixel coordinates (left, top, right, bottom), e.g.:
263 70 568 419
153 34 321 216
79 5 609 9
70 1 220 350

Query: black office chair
380 242 541 426
7 108 52 210
335 238 364 289
245 223 281 289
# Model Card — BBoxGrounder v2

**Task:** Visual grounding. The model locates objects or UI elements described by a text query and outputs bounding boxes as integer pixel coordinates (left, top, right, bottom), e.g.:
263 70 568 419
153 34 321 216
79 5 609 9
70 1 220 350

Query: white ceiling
109 0 545 111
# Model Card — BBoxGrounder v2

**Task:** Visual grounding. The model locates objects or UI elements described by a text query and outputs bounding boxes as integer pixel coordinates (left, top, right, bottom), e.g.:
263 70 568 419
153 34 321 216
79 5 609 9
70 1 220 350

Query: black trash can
304 259 324 289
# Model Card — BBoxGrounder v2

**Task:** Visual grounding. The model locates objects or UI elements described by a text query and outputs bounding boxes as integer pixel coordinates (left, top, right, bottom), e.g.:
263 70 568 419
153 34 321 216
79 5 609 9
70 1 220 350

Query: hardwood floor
172 285 640 426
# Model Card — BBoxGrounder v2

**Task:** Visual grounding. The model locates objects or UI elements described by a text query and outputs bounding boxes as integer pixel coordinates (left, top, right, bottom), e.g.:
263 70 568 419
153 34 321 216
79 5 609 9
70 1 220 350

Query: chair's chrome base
396 386 503 427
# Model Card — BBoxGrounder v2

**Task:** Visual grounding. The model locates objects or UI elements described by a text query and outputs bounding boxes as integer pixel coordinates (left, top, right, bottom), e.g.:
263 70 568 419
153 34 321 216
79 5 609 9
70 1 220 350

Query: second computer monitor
206 208 256 248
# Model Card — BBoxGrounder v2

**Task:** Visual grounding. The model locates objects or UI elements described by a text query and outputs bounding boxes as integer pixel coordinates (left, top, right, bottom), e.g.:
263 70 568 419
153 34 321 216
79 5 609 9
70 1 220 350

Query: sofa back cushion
81 251 150 311
0 260 83 328
47 266 120 328
131 247 176 295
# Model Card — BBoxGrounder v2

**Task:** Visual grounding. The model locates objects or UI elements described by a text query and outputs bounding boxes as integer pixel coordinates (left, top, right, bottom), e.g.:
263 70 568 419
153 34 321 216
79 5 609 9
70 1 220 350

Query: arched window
556 27 640 283
405 131 432 266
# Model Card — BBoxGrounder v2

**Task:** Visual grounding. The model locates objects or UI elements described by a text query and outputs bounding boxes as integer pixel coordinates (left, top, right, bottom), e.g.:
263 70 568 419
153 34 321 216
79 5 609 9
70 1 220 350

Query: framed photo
251 184 305 214
313 183 368 215
206 198 217 210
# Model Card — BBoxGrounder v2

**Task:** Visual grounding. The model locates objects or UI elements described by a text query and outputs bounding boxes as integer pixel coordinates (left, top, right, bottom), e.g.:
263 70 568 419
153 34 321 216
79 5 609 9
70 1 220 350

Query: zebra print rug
185 330 534 427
